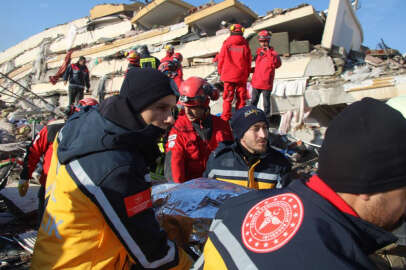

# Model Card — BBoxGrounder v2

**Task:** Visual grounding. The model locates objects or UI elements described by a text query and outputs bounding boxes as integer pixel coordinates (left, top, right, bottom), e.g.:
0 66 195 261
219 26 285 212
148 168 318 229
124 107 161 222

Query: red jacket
218 35 252 83
251 47 281 90
20 120 65 186
161 52 174 63
165 114 233 183
173 66 183 89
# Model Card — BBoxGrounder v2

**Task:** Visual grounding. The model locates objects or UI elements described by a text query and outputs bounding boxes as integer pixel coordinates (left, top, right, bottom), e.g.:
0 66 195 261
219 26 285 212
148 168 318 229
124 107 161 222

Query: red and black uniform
251 47 281 116
161 51 174 63
217 35 251 121
20 120 65 186
196 175 397 269
165 114 233 183
63 63 90 106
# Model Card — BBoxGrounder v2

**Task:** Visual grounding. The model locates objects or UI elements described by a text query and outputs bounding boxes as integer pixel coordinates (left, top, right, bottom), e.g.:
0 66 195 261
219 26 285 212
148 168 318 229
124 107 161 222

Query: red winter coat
165 114 233 183
20 120 65 186
251 47 281 90
218 35 252 83
173 66 183 89
161 52 174 63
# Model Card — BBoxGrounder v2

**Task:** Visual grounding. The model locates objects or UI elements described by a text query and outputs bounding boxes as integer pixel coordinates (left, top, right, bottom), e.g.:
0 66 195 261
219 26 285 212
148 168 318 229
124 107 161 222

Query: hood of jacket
57 107 162 165
224 35 248 46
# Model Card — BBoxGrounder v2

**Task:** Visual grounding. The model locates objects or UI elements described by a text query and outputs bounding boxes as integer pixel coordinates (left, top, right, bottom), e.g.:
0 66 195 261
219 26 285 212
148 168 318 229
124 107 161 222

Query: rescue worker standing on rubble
204 106 290 189
161 44 175 63
18 98 99 224
165 77 233 183
31 69 191 270
218 23 252 121
196 98 406 270
138 45 161 69
63 56 90 106
172 52 184 89
125 49 140 75
251 30 281 117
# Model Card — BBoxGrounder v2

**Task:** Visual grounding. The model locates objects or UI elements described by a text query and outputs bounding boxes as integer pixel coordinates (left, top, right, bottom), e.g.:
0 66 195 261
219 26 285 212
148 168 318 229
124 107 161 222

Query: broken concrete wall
321 0 363 52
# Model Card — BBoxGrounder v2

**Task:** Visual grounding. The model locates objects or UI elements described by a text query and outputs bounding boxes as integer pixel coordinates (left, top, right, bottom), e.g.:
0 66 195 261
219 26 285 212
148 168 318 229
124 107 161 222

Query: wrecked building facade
0 0 405 145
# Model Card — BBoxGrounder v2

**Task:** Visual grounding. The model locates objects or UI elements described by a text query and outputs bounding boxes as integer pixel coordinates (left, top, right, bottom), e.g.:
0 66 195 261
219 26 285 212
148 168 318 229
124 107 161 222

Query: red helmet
173 52 183 63
78 98 99 107
179 77 219 107
127 50 140 64
258 30 271 41
230 24 245 34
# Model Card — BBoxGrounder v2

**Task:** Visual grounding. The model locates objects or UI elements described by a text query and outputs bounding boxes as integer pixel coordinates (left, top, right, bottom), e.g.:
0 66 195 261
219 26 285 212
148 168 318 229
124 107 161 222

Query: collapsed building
0 0 405 146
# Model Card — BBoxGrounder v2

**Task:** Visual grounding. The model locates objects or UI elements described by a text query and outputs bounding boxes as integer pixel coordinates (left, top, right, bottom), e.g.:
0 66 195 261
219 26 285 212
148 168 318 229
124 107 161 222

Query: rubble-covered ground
0 104 54 269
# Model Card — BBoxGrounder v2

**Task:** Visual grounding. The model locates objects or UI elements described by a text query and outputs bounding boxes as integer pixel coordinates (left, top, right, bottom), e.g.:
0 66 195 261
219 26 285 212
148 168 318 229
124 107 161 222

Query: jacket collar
291 179 398 254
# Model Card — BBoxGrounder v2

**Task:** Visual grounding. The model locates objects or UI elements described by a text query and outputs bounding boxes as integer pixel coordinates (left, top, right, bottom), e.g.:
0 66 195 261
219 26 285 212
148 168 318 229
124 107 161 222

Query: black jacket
203 141 291 189
56 107 180 269
63 63 90 89
197 179 397 270
139 53 161 69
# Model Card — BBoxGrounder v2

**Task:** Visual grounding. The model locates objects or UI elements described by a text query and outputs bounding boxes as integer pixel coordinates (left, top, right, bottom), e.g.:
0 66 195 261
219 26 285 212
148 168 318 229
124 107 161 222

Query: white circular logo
241 193 304 253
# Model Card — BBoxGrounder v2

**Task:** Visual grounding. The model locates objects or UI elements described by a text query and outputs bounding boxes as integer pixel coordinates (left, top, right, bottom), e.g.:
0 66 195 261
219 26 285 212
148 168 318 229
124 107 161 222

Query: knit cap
318 97 406 194
231 106 268 140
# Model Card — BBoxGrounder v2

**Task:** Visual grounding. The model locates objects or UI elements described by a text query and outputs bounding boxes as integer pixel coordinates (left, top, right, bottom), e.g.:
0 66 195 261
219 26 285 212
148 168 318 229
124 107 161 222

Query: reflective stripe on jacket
31 108 191 270
196 178 398 270
203 141 291 189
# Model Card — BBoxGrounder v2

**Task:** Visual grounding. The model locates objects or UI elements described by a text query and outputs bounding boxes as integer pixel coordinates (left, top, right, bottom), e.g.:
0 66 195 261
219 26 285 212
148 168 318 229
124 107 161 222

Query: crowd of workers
15 23 406 269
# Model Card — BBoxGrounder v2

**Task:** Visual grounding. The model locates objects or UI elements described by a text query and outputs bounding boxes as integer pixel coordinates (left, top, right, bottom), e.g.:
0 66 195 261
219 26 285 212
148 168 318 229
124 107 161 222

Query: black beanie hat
231 106 268 140
120 68 176 112
318 97 406 194
99 68 176 130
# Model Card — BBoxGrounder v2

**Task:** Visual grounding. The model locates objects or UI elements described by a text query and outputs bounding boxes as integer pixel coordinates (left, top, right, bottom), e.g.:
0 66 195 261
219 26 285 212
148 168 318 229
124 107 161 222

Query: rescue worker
251 30 281 117
172 52 184 89
203 106 290 189
217 23 252 121
18 98 99 223
196 98 406 270
125 49 140 75
137 45 160 69
31 69 191 270
63 56 90 106
158 61 177 80
165 77 233 183
161 44 175 63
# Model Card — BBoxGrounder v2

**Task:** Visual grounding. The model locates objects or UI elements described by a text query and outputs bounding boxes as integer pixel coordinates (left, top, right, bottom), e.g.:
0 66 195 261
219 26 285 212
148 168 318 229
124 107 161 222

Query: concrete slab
321 0 363 52
304 56 335 77
253 5 324 45
0 183 40 214
50 20 133 54
131 0 194 29
275 56 311 79
90 3 144 20
185 0 257 36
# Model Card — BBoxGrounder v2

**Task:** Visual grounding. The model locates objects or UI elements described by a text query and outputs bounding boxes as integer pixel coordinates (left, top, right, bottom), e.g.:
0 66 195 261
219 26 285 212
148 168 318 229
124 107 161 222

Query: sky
0 0 404 53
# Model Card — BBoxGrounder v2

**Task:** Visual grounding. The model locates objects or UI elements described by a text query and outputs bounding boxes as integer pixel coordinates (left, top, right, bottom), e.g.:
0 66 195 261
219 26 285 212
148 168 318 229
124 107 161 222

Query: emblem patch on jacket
124 189 152 217
241 193 304 253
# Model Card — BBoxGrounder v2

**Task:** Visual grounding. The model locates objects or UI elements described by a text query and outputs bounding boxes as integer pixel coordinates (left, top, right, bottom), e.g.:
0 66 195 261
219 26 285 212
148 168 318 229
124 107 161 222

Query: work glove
18 179 29 197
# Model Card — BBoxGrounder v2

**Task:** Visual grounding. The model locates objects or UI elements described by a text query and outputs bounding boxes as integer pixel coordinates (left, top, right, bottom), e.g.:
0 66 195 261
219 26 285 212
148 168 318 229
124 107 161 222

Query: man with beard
196 98 406 270
203 105 291 189
31 69 191 270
